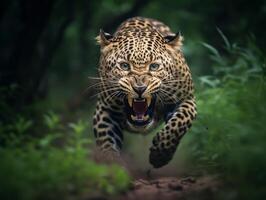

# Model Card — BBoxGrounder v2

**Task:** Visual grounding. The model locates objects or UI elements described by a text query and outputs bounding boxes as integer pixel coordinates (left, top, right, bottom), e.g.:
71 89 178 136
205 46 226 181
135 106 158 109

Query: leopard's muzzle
124 95 156 127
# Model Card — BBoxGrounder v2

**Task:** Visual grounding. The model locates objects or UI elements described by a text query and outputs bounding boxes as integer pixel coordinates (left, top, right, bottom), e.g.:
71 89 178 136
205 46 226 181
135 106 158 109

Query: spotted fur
93 17 197 168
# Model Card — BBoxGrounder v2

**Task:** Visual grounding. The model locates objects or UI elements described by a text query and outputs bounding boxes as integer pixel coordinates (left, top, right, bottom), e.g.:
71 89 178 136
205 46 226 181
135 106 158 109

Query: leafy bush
0 112 130 200
185 33 266 199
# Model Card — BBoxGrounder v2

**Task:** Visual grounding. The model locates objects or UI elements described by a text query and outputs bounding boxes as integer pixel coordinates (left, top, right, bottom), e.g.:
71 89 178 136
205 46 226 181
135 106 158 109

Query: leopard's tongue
132 101 148 117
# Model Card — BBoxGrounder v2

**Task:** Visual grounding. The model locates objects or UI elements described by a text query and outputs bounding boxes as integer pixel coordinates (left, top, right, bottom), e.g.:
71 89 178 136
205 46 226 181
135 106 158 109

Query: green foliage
12 116 33 135
0 113 130 200
43 111 61 130
185 34 266 199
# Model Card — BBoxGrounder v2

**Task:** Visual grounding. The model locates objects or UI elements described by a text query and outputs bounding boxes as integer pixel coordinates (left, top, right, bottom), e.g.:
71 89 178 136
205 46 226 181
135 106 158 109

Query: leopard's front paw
149 146 176 168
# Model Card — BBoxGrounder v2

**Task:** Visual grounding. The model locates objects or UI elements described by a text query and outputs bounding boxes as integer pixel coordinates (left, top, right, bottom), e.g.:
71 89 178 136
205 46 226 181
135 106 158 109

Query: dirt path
118 175 220 200
91 149 222 200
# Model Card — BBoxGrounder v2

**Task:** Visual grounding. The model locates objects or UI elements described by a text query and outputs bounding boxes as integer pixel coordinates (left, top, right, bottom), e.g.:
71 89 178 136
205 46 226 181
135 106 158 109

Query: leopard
92 17 197 168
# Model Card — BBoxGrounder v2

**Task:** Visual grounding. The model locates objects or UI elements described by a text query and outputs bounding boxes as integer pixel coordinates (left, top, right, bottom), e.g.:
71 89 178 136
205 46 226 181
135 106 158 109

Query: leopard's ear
96 29 113 47
164 32 183 50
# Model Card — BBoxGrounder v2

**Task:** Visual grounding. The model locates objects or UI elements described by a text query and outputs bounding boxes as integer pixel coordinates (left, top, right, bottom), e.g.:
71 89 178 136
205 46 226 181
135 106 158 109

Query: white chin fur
126 118 155 134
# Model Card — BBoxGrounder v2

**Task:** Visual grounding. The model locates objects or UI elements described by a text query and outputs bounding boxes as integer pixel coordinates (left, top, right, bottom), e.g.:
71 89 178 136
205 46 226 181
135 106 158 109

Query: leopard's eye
149 63 160 71
120 62 130 71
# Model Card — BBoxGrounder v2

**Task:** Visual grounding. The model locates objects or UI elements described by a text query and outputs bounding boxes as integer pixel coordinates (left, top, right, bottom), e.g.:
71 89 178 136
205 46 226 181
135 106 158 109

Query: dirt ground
119 175 220 200
118 163 221 200
90 148 222 200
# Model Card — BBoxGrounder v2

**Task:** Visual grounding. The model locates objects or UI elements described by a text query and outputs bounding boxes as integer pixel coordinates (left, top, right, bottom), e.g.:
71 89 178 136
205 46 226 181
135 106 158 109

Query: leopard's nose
133 86 147 97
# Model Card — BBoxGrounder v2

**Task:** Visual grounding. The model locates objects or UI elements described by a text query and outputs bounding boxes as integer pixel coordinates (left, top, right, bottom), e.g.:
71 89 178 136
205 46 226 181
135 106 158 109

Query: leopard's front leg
93 100 125 163
149 98 197 168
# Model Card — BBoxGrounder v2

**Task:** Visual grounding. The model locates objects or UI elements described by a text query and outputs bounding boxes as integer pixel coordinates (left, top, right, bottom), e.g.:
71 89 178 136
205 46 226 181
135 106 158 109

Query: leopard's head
96 28 185 128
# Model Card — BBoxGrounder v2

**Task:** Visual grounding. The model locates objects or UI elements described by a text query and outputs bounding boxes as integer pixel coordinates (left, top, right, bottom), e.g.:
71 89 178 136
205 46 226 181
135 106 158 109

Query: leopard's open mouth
125 95 156 126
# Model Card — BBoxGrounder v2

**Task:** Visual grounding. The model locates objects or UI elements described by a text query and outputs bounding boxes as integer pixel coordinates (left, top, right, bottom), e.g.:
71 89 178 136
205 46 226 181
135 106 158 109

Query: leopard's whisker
160 89 181 101
104 91 120 103
162 78 187 83
90 87 121 99
88 75 119 82
106 90 125 102
84 81 119 95
159 89 182 104
156 93 165 108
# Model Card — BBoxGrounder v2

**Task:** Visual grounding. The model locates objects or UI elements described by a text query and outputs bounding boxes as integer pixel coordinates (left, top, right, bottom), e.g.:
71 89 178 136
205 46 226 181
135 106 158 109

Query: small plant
68 119 88 135
67 119 92 154
12 116 33 134
43 111 61 130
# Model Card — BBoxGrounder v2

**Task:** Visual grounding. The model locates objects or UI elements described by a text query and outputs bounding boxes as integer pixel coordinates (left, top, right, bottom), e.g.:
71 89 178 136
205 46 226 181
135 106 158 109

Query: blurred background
0 0 266 199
